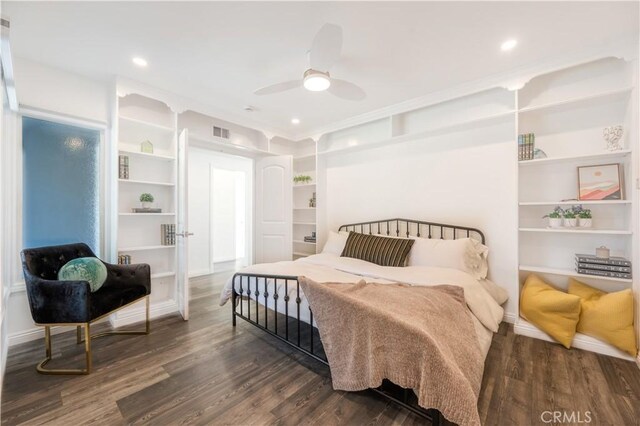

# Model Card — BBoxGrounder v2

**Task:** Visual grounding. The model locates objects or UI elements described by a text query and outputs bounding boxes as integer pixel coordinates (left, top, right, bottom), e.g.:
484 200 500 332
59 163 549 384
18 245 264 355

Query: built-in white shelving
291 141 318 259
515 58 637 360
117 93 179 297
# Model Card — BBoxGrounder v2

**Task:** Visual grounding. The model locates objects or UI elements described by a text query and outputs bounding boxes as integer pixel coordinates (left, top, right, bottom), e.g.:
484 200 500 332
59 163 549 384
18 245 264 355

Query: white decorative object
578 218 592 228
564 218 577 227
596 246 610 259
603 125 623 151
548 218 563 228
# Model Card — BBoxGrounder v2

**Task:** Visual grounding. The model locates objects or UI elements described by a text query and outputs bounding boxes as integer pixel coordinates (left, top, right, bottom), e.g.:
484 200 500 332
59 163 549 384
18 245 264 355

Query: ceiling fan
254 24 366 101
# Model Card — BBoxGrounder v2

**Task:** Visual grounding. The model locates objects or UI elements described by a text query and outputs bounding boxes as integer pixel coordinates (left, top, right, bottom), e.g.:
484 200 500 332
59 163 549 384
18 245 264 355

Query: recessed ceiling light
132 57 148 67
291 117 300 125
501 39 517 52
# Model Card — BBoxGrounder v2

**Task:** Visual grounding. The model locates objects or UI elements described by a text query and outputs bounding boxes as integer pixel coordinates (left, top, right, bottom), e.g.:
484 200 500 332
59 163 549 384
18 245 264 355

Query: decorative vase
578 218 592 228
603 125 623 151
564 218 577 227
548 218 563 228
141 201 151 209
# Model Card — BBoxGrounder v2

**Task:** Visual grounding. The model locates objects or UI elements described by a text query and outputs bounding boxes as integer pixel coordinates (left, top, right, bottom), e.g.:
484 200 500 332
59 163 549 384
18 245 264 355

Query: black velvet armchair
21 243 151 375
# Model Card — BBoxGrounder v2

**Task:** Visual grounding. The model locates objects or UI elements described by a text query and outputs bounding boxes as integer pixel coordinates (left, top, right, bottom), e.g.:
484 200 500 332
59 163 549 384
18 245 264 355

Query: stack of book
117 254 132 265
303 235 316 243
118 155 129 179
161 224 176 245
132 207 162 213
518 133 535 161
575 253 632 279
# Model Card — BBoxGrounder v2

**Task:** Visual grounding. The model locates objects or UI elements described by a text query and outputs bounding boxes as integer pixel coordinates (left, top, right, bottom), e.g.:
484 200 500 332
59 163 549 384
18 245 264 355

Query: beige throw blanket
299 277 483 426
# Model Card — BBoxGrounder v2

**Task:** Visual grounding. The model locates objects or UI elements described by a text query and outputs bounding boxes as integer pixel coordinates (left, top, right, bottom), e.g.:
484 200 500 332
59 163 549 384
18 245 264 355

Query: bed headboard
338 218 485 244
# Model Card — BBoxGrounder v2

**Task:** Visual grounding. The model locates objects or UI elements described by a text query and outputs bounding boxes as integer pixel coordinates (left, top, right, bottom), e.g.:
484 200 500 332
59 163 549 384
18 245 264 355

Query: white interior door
255 156 292 263
176 129 190 320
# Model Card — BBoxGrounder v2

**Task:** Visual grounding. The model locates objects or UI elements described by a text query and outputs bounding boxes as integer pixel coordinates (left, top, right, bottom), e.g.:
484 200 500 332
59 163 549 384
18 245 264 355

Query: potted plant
563 208 577 227
574 205 592 228
293 175 312 185
139 193 154 209
543 207 564 228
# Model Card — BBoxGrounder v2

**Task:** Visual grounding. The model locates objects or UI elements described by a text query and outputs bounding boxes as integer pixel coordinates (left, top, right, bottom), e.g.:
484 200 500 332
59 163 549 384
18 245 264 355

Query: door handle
176 232 194 237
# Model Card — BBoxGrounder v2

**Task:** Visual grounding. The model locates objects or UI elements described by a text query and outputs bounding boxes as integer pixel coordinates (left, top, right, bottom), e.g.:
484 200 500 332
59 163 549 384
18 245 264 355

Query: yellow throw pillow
568 278 638 357
520 275 581 348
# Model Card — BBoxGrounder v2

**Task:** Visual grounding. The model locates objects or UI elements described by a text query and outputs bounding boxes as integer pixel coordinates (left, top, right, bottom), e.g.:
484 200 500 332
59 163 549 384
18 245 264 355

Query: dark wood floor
2 271 639 425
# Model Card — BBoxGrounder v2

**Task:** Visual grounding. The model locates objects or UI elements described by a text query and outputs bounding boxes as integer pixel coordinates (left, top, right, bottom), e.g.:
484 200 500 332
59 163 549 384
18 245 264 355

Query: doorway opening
187 147 253 279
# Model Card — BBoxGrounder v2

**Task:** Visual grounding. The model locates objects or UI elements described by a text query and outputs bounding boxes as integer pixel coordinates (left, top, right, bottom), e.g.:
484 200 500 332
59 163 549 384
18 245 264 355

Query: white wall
320 121 519 318
187 146 253 277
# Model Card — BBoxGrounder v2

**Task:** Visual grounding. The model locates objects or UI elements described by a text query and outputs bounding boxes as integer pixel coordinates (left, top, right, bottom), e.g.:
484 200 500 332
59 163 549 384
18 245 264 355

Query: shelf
118 149 175 161
519 227 632 235
118 245 175 252
118 179 175 187
294 207 316 210
293 222 316 226
119 115 175 132
518 150 631 167
151 271 176 279
514 318 634 361
318 110 515 157
119 213 176 216
519 200 631 206
293 183 316 188
293 252 313 257
293 240 316 245
190 135 274 156
519 265 632 283
518 87 632 114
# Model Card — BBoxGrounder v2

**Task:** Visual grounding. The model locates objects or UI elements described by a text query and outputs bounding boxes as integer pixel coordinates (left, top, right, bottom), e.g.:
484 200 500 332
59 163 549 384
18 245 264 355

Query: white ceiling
4 1 639 138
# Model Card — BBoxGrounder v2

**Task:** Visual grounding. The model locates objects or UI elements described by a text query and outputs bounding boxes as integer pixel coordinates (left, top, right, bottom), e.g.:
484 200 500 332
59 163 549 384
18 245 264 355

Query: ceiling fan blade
309 23 343 72
254 80 301 96
328 78 366 101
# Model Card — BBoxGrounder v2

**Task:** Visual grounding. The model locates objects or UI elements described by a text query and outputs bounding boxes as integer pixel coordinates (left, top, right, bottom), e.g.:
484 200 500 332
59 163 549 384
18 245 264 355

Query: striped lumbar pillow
340 231 414 267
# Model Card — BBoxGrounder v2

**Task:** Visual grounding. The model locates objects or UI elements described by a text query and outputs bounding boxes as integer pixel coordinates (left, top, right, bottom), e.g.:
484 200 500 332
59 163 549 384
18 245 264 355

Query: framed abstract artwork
577 163 623 201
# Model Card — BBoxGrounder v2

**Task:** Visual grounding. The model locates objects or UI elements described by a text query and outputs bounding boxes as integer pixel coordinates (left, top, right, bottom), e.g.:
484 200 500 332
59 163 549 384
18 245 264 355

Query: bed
219 219 507 425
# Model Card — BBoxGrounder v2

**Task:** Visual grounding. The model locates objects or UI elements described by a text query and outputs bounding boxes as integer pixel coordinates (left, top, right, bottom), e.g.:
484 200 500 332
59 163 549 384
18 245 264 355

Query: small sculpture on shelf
603 125 623 151
309 192 316 208
533 148 547 160
141 140 154 154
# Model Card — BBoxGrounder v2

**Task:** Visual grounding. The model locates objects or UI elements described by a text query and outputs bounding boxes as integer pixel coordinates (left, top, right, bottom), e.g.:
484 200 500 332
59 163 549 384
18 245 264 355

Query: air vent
213 126 230 139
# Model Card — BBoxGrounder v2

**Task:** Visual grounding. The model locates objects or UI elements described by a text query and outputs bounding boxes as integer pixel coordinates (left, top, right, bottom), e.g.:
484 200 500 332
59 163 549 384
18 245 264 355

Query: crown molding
291 36 638 141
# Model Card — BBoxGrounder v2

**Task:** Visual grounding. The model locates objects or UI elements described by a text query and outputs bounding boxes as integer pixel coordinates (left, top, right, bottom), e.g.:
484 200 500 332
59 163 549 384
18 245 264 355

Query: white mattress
221 253 504 360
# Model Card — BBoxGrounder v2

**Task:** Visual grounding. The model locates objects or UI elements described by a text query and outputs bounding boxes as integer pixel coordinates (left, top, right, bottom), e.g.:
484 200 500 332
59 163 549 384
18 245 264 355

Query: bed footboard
230 272 446 425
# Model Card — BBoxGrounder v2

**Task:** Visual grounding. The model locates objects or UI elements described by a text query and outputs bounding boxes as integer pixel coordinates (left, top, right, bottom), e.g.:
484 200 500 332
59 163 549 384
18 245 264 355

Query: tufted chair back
21 243 97 280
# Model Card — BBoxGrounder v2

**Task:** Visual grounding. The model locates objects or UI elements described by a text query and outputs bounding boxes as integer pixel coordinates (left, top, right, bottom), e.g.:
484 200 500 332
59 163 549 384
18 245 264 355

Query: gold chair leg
76 325 82 344
36 324 90 375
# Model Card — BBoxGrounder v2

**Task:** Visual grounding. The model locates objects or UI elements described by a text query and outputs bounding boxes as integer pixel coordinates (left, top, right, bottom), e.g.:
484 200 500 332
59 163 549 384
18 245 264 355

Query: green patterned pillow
58 257 107 293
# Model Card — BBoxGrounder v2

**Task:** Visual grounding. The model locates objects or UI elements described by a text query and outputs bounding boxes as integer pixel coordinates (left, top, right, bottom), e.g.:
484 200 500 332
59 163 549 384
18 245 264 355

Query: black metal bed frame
231 218 486 425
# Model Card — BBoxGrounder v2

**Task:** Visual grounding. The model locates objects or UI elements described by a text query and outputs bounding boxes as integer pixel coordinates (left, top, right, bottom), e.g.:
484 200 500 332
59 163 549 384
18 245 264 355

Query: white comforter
220 253 504 333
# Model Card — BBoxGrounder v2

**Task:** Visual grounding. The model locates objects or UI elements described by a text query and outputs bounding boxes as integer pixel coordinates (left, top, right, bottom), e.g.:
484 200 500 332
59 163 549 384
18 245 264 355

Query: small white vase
578 218 592 228
548 218 563 228
141 201 151 209
564 218 577 227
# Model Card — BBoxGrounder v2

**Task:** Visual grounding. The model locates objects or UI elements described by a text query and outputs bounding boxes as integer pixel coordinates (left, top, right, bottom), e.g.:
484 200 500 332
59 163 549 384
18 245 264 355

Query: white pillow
407 237 489 279
321 231 349 255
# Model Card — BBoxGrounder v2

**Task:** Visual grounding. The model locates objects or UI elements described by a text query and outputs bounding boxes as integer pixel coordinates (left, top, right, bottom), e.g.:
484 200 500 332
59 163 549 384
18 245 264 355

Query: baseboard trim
514 318 634 361
109 299 179 328
502 312 517 324
8 299 179 347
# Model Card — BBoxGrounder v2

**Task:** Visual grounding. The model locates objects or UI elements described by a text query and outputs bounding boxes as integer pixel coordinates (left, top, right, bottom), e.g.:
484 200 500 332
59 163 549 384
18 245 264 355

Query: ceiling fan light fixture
303 69 331 92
